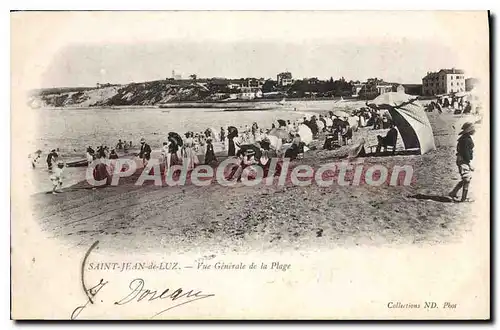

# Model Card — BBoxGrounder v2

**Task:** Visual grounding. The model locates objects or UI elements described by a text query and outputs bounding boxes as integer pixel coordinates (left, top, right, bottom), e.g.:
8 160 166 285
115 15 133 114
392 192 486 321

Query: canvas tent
297 124 313 144
367 92 436 155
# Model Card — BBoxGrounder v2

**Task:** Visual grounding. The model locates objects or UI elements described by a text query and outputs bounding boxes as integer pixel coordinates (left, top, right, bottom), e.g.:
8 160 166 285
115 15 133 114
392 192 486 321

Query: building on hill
235 87 262 100
422 68 465 96
277 72 293 86
351 82 366 97
358 78 393 99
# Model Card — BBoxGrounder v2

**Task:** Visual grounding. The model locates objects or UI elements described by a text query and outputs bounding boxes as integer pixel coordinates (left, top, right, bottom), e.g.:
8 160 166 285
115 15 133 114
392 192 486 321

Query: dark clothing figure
204 141 217 165
97 146 107 159
220 128 226 141
168 137 179 154
227 129 238 157
456 133 474 165
228 138 236 157
109 150 119 159
285 144 300 160
449 123 475 202
443 98 450 108
463 102 472 114
304 119 319 138
376 127 398 154
323 134 339 150
116 140 124 150
93 162 111 186
139 142 152 161
342 127 353 144
46 150 58 171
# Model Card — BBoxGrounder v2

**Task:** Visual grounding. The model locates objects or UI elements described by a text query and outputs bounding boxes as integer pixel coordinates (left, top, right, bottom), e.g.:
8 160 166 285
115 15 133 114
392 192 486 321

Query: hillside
28 80 213 108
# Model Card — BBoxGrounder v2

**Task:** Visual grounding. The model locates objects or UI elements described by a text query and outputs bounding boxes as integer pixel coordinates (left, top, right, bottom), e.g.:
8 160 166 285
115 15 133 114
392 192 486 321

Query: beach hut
367 92 436 155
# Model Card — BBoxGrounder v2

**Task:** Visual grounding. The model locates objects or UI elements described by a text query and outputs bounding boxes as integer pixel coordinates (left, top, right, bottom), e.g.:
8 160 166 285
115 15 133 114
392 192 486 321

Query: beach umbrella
237 144 262 159
228 126 238 135
367 91 435 155
269 127 290 140
168 132 183 147
277 119 287 127
297 124 313 144
331 110 350 118
266 135 282 151
367 91 418 109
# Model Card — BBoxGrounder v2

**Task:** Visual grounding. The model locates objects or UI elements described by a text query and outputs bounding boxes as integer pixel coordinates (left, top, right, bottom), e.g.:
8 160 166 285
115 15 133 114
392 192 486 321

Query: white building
277 72 294 86
422 68 465 96
238 87 263 100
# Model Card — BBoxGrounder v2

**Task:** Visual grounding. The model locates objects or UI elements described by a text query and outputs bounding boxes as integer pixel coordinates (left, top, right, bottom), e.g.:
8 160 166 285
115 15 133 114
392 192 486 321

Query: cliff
28 80 212 108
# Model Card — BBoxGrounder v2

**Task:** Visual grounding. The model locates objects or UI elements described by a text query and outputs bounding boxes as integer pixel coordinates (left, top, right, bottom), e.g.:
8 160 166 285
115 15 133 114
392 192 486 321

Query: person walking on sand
139 138 152 166
30 150 42 169
183 132 199 171
220 127 226 145
86 146 95 166
46 149 58 172
204 138 217 165
50 161 65 194
448 122 475 202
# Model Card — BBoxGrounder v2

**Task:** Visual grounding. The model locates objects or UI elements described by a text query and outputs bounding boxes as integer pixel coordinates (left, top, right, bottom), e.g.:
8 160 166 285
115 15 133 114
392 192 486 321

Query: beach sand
29 109 486 254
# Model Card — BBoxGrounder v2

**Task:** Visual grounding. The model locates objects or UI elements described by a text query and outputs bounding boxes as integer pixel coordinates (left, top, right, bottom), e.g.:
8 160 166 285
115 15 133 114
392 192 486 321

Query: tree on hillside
262 79 277 93
189 74 197 81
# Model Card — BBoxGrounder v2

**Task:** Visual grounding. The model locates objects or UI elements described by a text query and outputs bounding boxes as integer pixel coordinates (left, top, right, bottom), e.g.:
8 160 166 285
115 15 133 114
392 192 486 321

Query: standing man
46 149 58 172
116 139 124 151
139 137 152 166
448 122 475 202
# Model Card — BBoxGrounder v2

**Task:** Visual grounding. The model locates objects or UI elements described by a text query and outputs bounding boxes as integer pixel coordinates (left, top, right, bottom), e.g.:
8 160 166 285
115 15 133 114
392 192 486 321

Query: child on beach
50 161 65 194
448 122 475 202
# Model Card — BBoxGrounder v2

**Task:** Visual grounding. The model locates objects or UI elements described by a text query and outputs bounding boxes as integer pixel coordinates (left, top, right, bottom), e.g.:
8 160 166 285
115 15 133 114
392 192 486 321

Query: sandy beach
28 104 486 255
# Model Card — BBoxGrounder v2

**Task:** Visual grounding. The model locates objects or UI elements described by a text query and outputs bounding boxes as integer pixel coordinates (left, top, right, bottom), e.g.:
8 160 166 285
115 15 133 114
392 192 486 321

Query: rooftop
423 68 465 79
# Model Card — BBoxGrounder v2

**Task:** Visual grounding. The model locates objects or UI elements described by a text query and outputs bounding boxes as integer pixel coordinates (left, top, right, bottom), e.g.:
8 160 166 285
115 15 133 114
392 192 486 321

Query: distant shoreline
35 98 364 110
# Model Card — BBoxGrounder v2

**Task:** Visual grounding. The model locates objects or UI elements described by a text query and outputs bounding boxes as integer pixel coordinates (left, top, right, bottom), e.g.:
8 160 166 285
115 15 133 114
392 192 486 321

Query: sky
14 11 488 88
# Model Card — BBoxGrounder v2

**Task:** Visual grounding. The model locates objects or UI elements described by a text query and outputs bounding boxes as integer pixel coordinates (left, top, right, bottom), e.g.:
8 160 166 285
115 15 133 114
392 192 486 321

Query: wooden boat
66 159 89 167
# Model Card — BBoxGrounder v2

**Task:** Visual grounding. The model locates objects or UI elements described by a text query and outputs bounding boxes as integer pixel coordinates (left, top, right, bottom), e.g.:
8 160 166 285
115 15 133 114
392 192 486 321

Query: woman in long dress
165 135 182 173
183 132 199 171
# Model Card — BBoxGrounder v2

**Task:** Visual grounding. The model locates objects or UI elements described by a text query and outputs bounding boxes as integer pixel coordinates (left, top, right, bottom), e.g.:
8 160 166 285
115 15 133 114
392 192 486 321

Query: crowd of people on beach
34 105 401 193
34 97 478 201
425 94 476 115
77 108 397 185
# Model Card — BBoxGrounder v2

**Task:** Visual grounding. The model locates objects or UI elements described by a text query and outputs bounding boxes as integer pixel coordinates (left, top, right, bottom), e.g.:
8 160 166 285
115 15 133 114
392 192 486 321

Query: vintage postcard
11 11 490 320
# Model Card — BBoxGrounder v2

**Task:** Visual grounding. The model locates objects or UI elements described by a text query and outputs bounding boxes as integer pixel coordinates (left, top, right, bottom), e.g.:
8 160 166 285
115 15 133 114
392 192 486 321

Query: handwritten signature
71 241 215 319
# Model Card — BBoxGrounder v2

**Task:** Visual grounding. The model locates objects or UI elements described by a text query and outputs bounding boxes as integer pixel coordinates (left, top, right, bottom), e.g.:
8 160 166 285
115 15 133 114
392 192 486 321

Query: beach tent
317 120 325 131
265 135 282 151
368 92 436 155
297 124 313 144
